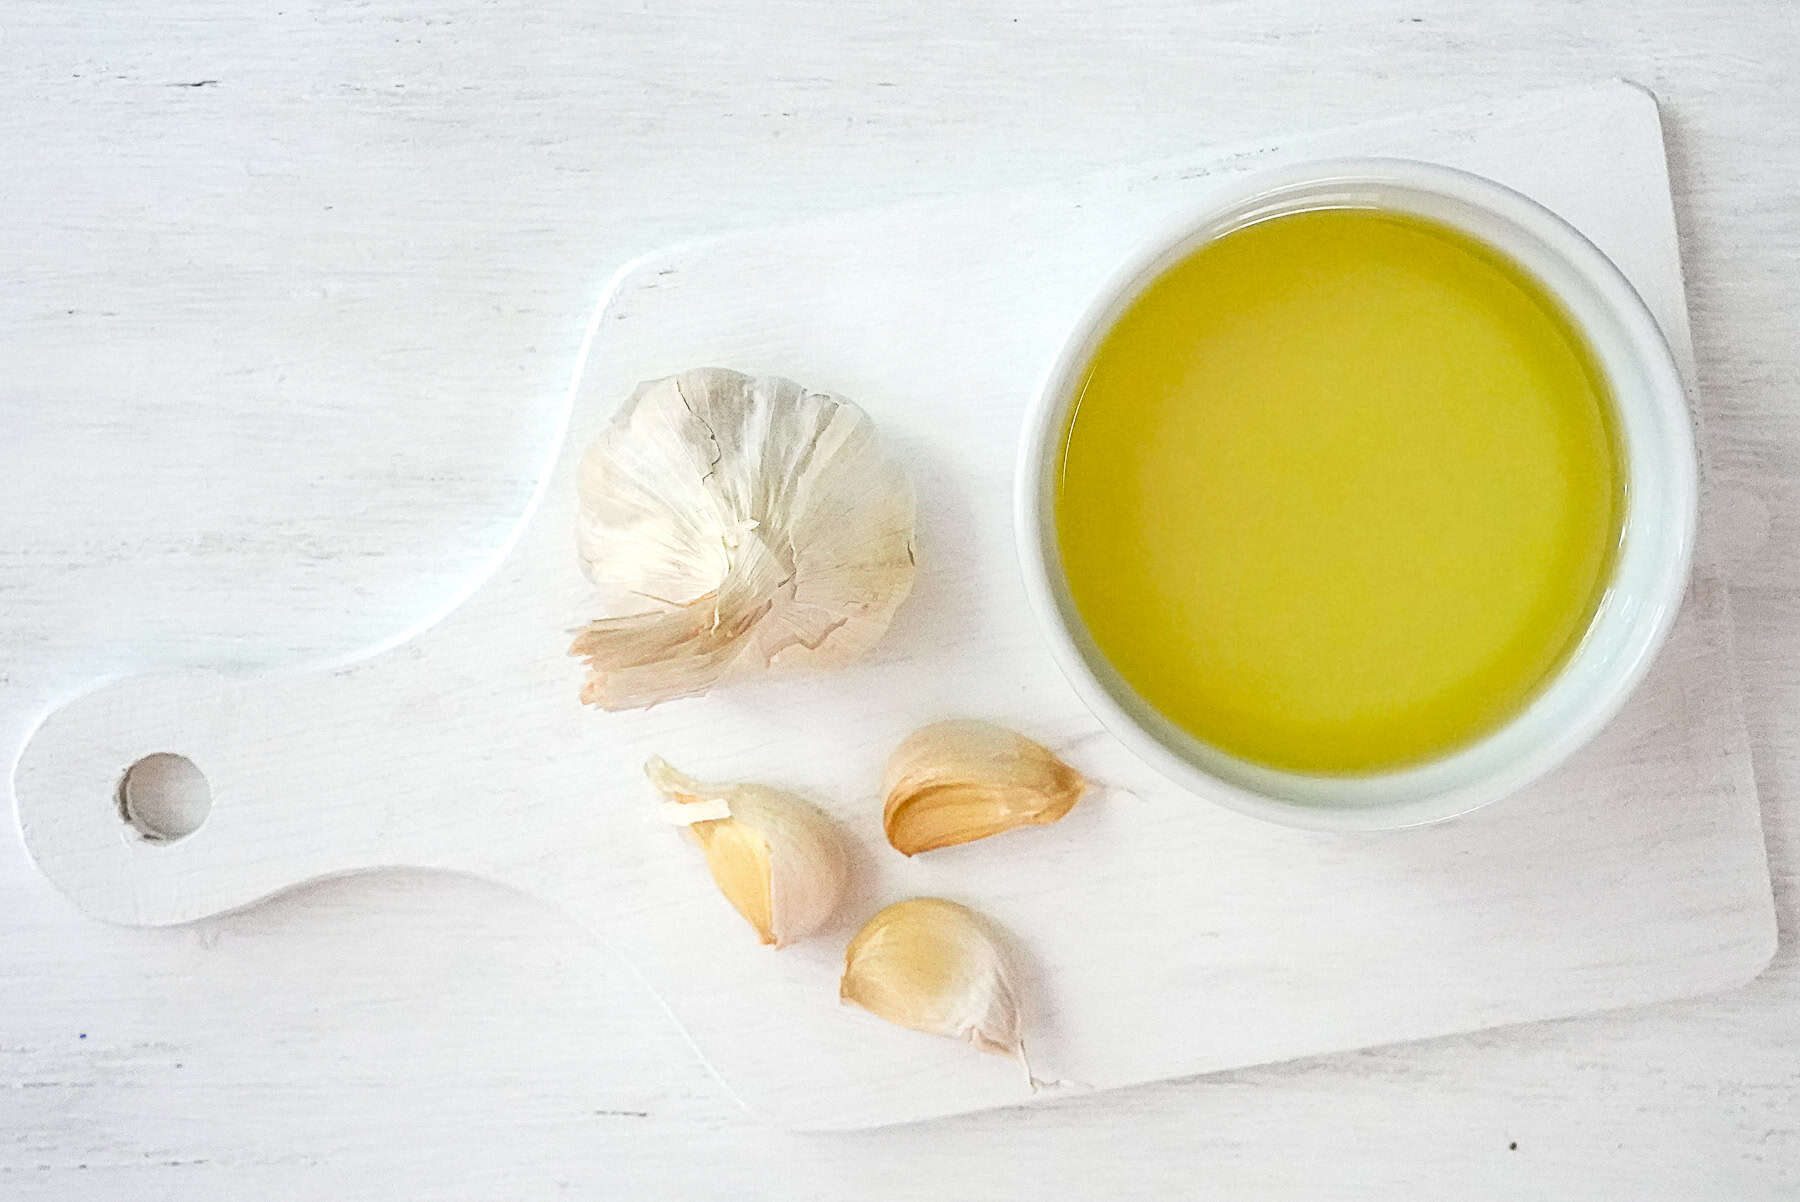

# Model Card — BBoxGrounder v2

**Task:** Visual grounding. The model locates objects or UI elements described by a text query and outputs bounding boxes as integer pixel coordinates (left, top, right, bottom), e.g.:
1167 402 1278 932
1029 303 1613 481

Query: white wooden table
3 3 1795 1197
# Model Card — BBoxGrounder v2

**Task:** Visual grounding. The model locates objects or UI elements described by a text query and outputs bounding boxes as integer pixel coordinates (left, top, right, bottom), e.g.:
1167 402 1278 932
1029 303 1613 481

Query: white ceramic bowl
1015 158 1697 831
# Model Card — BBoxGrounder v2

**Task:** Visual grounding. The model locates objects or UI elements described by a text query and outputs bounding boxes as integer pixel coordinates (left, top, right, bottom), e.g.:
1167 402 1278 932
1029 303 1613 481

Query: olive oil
1054 207 1623 774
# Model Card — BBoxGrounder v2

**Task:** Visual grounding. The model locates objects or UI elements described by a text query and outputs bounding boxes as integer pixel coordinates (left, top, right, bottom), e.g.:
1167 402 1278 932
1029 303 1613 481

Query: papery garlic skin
571 368 916 710
839 898 1026 1062
648 757 849 948
883 720 1087 855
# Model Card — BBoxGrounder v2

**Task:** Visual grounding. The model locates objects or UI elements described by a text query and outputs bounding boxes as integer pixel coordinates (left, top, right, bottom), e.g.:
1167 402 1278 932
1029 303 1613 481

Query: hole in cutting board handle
117 753 212 842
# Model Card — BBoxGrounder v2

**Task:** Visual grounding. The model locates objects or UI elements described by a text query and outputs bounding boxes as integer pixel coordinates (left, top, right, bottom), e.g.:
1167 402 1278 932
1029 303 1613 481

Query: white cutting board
12 81 1776 1130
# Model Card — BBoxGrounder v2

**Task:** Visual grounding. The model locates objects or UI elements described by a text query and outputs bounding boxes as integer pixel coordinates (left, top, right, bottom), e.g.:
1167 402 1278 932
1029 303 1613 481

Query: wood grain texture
2 0 1797 1193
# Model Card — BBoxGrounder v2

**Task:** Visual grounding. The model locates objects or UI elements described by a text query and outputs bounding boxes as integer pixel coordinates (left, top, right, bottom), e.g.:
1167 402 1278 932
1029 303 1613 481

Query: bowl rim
1013 157 1698 831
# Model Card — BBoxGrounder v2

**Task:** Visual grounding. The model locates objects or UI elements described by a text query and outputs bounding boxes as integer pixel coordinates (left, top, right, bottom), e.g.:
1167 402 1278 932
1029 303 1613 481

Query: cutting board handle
10 634 539 925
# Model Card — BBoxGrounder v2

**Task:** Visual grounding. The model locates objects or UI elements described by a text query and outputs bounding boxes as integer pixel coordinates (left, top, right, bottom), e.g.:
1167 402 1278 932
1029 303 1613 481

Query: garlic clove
571 368 916 710
840 897 1029 1068
647 757 849 948
882 720 1088 855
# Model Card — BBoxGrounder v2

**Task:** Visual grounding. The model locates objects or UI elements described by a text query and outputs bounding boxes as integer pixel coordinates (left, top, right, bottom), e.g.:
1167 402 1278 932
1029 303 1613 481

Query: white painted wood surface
10 81 1778 1131
3 0 1797 1193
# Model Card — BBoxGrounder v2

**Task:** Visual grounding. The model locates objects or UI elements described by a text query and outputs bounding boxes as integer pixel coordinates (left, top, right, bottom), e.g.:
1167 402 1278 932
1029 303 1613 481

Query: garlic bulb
647 757 849 948
883 720 1088 855
839 898 1028 1069
570 368 916 710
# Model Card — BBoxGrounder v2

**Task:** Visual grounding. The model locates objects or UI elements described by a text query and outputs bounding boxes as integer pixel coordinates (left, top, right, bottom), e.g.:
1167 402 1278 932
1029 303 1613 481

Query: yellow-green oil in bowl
1054 207 1624 775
